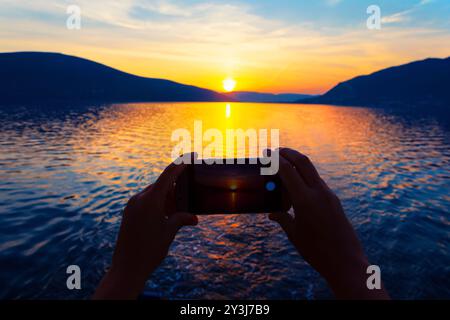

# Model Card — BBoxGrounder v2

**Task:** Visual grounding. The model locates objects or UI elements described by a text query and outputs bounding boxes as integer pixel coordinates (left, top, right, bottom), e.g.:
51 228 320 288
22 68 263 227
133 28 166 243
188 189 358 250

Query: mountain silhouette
224 91 315 103
0 52 229 104
302 57 450 108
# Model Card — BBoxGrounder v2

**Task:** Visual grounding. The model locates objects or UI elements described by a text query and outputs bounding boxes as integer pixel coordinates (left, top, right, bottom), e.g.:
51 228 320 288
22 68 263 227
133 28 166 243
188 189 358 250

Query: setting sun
223 78 237 92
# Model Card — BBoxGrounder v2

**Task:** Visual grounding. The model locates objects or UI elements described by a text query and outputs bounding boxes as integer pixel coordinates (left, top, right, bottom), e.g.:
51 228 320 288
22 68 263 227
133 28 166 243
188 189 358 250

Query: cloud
382 0 432 25
0 0 448 94
382 10 412 24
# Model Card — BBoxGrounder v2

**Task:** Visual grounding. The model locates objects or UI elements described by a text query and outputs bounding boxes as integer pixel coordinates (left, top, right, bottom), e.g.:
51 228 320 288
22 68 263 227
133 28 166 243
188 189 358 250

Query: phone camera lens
266 181 276 191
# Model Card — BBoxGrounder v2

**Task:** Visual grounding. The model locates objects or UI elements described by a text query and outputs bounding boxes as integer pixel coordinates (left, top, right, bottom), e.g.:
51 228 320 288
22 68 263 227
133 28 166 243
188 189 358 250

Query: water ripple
0 103 449 299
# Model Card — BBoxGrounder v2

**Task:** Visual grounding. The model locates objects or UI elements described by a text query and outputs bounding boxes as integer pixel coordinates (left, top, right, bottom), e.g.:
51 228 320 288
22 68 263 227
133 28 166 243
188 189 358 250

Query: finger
269 212 295 239
164 179 179 217
280 148 321 188
139 155 192 216
165 212 198 242
126 184 154 208
136 184 153 199
142 184 153 193
278 155 309 205
153 159 188 197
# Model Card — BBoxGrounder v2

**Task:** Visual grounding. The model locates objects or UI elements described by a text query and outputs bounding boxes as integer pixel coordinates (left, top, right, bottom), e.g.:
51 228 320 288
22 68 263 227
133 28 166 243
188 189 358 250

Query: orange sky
0 1 449 94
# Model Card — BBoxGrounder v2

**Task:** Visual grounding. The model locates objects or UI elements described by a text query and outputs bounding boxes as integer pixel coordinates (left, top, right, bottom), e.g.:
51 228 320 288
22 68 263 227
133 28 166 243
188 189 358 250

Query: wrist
324 254 370 298
93 265 147 300
324 256 389 299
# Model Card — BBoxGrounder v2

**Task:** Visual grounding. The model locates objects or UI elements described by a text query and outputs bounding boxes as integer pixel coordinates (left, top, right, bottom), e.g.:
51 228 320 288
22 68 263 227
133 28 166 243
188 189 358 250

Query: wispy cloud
382 0 432 24
0 0 448 94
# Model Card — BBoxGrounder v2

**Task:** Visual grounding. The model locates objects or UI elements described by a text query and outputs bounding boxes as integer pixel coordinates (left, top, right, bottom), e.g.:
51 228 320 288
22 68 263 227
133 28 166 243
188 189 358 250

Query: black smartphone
175 159 290 214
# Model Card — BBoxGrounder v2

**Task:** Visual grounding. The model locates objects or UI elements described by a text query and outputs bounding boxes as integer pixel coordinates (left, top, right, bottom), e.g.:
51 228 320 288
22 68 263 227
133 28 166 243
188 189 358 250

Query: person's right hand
270 148 389 299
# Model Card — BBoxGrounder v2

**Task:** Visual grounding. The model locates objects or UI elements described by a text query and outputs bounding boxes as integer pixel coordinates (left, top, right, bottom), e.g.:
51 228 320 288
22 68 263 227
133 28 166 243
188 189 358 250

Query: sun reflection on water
0 102 449 299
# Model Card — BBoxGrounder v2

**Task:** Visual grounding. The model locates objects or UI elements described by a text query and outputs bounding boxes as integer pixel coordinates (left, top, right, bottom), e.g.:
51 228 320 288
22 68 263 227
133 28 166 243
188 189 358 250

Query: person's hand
93 161 198 299
270 148 389 299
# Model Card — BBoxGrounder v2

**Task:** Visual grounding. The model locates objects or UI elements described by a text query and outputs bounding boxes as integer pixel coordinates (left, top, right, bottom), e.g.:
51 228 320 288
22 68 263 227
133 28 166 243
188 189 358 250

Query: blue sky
114 0 450 30
235 0 449 28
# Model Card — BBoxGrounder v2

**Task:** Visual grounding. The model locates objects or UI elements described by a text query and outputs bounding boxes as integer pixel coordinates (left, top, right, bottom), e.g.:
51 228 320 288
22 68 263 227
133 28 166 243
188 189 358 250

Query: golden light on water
223 78 236 92
62 101 407 170
226 103 231 118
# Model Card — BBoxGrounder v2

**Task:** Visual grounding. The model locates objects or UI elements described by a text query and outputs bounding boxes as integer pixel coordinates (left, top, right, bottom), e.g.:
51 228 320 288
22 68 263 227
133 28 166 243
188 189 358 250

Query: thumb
269 212 295 239
166 212 198 241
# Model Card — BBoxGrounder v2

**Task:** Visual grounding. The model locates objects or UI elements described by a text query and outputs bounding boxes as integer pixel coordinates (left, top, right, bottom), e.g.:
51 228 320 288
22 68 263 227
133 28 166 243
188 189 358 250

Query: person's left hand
93 161 198 299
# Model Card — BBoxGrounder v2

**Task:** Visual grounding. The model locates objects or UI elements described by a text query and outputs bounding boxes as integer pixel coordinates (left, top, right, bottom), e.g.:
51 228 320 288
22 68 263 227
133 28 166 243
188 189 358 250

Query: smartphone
175 159 290 214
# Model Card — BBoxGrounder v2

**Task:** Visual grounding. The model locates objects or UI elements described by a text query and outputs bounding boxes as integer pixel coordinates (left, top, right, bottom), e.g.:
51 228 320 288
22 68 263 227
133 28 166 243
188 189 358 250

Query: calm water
0 102 449 299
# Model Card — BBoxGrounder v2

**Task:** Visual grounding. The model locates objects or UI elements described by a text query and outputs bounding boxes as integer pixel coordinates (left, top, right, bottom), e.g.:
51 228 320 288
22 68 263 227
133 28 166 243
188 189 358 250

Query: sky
0 0 449 94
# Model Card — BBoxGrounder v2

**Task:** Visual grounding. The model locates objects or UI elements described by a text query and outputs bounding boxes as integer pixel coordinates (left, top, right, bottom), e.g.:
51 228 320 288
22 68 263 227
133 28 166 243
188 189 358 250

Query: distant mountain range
302 57 450 107
224 91 315 103
0 52 229 104
1 52 448 108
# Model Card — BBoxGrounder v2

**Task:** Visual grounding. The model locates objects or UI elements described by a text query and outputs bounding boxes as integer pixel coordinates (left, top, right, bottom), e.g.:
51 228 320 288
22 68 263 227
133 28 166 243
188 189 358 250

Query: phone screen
176 159 288 214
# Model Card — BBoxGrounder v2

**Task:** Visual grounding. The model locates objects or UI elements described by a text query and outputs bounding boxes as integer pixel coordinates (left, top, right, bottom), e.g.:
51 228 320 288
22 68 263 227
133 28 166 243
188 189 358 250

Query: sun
223 78 236 92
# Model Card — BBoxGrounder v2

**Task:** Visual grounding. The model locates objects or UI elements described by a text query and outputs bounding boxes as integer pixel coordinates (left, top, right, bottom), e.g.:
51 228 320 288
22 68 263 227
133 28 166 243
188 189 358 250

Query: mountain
225 91 315 103
0 52 229 104
301 57 450 107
